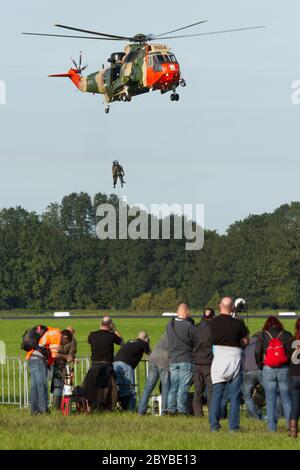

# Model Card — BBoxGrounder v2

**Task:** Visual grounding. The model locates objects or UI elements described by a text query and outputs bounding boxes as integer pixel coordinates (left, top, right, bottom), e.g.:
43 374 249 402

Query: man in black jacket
242 333 264 420
192 308 215 416
166 303 197 415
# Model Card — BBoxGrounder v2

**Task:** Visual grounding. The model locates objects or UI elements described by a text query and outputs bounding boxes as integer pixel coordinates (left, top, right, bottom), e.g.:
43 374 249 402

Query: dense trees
1 193 300 311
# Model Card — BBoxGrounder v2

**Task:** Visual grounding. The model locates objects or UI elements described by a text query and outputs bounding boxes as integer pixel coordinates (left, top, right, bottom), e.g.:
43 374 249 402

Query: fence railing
1 356 149 409
0 357 23 408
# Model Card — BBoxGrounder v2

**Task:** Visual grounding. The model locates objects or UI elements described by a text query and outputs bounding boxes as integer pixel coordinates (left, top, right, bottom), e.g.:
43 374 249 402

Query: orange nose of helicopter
157 62 180 88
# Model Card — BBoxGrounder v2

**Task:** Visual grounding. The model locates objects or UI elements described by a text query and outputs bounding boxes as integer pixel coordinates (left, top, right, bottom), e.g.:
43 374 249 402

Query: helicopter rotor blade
151 25 265 40
153 19 207 38
79 51 82 69
55 24 132 41
72 58 78 69
22 32 122 40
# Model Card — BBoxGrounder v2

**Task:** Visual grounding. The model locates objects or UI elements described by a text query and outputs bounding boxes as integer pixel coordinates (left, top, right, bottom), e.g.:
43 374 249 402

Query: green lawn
0 317 171 358
0 316 299 450
1 408 300 450
1 317 297 358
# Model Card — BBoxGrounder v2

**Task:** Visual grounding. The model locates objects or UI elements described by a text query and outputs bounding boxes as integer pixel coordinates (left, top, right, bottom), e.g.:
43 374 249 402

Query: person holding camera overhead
88 316 123 366
209 297 249 432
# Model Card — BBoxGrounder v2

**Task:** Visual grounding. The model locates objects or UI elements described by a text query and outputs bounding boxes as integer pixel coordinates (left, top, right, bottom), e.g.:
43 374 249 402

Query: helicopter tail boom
49 68 81 89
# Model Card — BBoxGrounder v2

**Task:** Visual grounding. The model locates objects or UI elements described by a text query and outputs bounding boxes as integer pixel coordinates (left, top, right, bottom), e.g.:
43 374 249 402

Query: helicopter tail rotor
71 51 88 76
49 52 87 89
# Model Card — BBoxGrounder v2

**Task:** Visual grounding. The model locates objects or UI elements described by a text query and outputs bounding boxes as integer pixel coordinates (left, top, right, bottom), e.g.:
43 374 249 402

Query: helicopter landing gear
170 93 179 102
121 92 132 102
105 104 110 114
180 78 187 87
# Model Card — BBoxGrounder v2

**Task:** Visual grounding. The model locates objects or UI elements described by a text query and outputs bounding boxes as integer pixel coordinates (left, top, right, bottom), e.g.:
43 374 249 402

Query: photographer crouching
51 327 77 410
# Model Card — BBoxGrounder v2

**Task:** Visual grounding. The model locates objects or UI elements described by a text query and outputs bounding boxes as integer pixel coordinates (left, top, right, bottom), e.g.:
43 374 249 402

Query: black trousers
192 364 213 416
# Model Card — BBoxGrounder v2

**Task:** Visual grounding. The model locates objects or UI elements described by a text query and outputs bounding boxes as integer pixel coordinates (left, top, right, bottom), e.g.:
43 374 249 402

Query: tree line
1 192 300 311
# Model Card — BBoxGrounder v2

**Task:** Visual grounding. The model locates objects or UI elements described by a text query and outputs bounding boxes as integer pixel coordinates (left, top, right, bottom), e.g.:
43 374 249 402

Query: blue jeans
167 362 194 414
210 372 243 431
113 361 136 411
263 365 291 432
290 375 300 420
138 362 170 415
29 358 48 414
220 383 230 419
242 369 263 420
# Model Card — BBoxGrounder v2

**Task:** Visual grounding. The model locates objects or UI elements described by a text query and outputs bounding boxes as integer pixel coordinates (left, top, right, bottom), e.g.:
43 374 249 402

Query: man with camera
88 316 123 365
114 332 151 411
166 303 197 416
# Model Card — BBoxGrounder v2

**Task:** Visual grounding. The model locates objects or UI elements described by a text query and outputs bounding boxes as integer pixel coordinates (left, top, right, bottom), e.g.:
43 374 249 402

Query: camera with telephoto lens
233 298 247 317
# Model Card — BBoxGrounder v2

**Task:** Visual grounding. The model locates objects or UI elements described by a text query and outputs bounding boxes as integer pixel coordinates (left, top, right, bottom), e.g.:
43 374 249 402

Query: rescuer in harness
112 160 126 188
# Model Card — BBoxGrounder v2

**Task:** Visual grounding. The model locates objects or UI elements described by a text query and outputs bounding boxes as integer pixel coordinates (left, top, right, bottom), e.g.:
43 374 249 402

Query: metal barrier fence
1 356 149 409
0 357 23 408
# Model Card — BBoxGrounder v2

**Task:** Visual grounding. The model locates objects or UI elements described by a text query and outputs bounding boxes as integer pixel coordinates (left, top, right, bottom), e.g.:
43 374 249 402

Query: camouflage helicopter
23 21 264 114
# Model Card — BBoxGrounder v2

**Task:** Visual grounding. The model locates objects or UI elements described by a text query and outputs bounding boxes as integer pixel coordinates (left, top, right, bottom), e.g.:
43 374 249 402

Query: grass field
1 408 300 450
1 317 298 358
0 316 299 450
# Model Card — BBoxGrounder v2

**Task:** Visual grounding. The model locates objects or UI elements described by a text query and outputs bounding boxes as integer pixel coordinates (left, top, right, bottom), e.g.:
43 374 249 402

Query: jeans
113 361 136 411
49 364 64 398
138 362 170 415
290 376 300 420
167 362 194 414
242 369 264 420
29 358 48 414
193 364 213 416
210 372 243 431
263 365 291 432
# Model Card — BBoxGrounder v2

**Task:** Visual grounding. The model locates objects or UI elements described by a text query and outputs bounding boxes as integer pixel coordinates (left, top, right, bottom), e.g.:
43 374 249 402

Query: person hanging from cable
112 160 126 189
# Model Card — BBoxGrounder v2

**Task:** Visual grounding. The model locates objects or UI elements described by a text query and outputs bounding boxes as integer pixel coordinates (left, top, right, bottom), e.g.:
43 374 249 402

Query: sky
0 0 299 234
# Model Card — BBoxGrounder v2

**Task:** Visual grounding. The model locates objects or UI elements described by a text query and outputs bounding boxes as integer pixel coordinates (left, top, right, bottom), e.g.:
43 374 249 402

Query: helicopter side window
111 63 122 83
153 54 165 72
148 55 153 68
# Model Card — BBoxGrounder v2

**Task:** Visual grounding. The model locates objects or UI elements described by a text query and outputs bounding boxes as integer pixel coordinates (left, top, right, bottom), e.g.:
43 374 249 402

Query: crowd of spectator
25 299 300 438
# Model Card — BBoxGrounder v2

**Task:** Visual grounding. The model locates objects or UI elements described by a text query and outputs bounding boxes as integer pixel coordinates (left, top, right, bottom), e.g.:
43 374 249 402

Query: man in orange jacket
26 327 73 415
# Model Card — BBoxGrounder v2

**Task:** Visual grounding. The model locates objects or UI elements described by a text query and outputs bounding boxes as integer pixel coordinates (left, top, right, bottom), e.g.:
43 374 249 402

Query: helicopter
23 21 264 114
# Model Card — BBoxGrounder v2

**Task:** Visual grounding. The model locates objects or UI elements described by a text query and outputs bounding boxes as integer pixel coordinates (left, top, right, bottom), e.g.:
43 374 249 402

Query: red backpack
263 331 288 368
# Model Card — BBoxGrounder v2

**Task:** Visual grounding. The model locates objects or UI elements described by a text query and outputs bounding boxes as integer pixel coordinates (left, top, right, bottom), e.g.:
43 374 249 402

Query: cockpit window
168 53 177 63
152 54 177 64
150 53 178 71
154 54 166 64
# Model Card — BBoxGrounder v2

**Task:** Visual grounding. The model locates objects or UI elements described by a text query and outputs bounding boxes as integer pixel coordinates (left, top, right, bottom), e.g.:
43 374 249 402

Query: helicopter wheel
171 93 179 102
105 105 110 114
